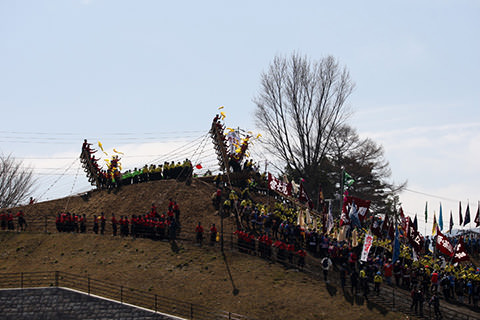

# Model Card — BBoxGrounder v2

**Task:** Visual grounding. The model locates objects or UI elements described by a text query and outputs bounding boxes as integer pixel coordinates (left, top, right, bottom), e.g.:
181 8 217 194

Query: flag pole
424 201 427 239
468 199 471 230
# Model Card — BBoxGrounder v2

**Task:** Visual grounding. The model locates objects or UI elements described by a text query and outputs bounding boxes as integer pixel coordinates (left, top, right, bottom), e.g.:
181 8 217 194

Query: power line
402 188 462 203
0 130 205 136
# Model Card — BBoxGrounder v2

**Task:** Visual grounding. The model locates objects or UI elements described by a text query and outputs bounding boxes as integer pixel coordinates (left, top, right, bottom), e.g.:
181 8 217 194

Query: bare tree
0 154 36 208
254 53 354 192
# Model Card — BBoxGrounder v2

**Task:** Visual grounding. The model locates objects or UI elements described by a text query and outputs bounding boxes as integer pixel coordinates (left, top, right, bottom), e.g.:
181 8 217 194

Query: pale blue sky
1 0 479 232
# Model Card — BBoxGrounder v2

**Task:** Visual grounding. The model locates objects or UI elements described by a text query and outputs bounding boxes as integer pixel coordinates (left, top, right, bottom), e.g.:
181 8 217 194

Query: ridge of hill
1 179 406 320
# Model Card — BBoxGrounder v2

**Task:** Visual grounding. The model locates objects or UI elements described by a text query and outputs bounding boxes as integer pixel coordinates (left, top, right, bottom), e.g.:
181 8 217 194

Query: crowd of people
212 182 480 317
119 160 193 186
81 139 194 190
54 199 182 241
0 210 27 232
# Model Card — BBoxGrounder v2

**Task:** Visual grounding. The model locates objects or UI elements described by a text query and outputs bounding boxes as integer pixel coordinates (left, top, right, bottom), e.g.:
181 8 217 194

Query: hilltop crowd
119 160 193 186
81 139 193 190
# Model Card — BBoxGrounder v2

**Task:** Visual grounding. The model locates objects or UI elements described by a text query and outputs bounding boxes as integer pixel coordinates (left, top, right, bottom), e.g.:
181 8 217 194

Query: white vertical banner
360 233 374 262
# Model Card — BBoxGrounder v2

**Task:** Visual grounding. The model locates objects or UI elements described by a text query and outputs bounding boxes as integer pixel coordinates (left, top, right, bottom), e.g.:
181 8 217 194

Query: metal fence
0 271 250 320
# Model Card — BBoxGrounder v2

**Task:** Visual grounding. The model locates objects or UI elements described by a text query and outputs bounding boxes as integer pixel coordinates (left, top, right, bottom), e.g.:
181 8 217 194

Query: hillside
1 179 406 320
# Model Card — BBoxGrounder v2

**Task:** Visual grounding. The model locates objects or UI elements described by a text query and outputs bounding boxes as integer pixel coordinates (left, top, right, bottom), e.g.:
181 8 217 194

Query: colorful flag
453 237 470 263
399 207 407 232
344 196 371 221
436 227 454 257
326 202 334 233
349 202 362 229
449 210 454 234
424 201 428 223
337 225 348 242
439 203 444 231
392 226 400 263
344 171 355 187
371 216 383 238
298 180 313 209
432 213 438 236
360 233 374 262
464 203 471 226
382 213 390 235
340 202 351 226
459 201 463 226
406 217 424 253
475 202 480 228
268 173 292 197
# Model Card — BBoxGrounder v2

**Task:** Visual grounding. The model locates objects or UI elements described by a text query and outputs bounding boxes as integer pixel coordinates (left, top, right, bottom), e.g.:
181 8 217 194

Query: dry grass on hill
1 179 407 320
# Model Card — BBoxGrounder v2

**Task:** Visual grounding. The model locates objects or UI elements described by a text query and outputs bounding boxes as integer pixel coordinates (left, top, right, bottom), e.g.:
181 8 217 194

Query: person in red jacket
100 212 106 235
431 270 439 293
111 213 118 236
80 214 86 233
297 249 307 269
93 215 99 234
287 243 295 264
7 211 14 231
16 210 27 231
210 223 217 246
383 258 393 285
195 222 204 246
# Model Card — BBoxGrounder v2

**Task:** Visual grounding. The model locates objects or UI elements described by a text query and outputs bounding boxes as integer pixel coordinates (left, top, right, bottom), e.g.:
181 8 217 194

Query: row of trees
254 53 405 216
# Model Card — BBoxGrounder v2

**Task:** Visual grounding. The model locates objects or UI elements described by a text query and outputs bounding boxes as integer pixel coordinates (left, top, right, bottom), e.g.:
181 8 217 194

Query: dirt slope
1 179 406 320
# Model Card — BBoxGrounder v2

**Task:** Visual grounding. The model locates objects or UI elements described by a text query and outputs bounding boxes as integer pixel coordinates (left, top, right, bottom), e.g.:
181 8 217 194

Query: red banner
267 173 292 198
344 196 371 221
435 227 454 257
453 237 470 263
360 234 374 262
406 217 424 253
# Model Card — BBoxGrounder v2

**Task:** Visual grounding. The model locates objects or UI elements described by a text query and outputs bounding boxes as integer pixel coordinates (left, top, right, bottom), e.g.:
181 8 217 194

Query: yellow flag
218 106 224 110
113 148 124 155
98 141 105 151
220 111 226 120
256 133 262 139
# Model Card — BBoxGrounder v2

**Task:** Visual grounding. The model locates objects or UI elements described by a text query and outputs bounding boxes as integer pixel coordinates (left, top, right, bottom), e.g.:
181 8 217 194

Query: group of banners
267 173 471 263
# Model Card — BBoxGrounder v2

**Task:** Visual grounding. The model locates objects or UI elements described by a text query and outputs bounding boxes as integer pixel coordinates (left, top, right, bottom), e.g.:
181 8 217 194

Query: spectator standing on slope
321 255 332 283
195 222 204 246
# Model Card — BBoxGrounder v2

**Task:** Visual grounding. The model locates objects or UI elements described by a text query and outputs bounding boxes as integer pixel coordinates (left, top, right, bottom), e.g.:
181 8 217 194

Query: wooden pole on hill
220 203 224 253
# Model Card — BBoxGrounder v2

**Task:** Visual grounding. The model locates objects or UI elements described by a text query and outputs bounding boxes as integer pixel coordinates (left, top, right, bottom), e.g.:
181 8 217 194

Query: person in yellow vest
374 271 383 295
223 199 231 216
360 267 369 300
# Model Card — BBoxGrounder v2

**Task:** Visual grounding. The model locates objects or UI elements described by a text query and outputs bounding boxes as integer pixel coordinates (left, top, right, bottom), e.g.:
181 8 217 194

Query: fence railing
0 271 250 320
